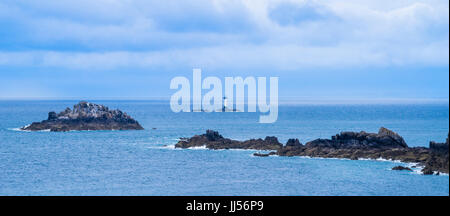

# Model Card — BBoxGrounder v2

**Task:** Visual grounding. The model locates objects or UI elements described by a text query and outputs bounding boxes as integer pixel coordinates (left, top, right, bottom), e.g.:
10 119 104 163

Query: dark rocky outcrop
421 167 435 175
253 152 277 157
286 138 303 147
429 133 449 154
175 128 449 175
392 166 413 172
175 130 282 150
422 133 449 175
22 101 144 132
305 127 407 149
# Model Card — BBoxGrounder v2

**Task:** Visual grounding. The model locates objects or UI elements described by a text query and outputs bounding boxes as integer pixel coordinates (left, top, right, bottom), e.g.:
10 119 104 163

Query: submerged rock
22 101 144 132
253 152 276 157
392 166 413 171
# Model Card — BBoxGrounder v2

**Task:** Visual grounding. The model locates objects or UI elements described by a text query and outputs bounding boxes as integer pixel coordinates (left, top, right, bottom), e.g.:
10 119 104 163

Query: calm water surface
0 101 448 195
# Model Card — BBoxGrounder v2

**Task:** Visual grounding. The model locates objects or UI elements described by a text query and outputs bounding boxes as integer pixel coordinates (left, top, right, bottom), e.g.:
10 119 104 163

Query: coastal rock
306 127 408 149
175 130 282 150
286 138 303 147
204 129 224 141
392 166 413 171
253 152 277 157
350 155 359 160
22 101 144 132
423 134 449 174
176 128 449 174
429 133 449 154
421 167 434 175
422 154 448 175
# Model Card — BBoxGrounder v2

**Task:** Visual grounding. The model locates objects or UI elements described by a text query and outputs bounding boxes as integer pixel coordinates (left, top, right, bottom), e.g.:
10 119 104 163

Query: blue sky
0 0 448 101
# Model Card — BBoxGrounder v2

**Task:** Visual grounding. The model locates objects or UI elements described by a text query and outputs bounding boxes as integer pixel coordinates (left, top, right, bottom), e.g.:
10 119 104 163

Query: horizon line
0 97 448 105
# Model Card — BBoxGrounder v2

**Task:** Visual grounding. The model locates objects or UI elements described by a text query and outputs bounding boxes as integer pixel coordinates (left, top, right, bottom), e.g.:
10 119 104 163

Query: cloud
0 0 448 99
143 0 255 33
268 1 336 26
0 0 446 58
1 38 447 71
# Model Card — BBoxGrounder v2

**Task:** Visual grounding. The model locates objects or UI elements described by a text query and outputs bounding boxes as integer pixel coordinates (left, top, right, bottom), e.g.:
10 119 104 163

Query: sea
0 100 448 195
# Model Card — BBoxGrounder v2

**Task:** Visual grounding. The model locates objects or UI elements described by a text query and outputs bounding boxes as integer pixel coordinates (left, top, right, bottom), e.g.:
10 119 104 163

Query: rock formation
304 127 407 149
253 152 277 157
175 130 282 150
175 128 449 175
392 166 413 171
423 133 449 175
22 101 144 132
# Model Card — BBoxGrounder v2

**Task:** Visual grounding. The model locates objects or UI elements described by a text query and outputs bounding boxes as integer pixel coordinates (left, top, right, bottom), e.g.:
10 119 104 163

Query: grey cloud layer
0 0 448 69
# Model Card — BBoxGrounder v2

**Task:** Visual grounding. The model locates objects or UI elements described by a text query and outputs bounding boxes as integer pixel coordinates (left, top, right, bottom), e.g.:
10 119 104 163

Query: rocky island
22 101 144 132
176 128 449 175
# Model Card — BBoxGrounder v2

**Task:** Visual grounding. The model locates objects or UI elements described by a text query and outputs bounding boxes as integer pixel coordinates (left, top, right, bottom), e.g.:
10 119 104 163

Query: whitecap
8 127 27 132
8 124 52 132
163 144 176 149
147 144 181 150
228 148 258 152
358 157 403 163
187 145 207 150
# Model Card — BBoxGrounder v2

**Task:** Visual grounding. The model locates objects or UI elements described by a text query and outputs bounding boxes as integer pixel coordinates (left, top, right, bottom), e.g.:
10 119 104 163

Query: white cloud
1 39 447 71
0 0 448 70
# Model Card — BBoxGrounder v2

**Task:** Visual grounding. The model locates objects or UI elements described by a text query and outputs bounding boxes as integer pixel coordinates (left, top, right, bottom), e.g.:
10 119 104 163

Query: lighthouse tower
222 97 229 112
223 97 228 108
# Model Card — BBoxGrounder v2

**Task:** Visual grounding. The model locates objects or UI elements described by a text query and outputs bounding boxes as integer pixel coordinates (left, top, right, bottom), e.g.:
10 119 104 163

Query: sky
0 0 448 101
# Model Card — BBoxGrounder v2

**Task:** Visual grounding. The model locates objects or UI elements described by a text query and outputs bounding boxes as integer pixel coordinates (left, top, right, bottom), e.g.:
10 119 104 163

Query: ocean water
0 100 448 196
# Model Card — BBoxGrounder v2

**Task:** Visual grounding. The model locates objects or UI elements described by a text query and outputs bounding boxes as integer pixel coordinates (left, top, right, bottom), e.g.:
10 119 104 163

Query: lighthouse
222 97 228 112
223 97 228 108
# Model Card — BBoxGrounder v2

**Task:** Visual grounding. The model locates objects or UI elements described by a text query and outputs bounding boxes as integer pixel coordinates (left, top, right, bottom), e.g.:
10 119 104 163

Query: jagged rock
392 166 413 171
421 154 448 175
378 127 408 147
175 128 449 174
48 111 57 120
204 130 224 141
424 134 449 174
264 136 281 145
422 167 434 175
175 130 282 150
22 101 144 132
306 127 407 149
286 138 302 147
429 133 449 154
